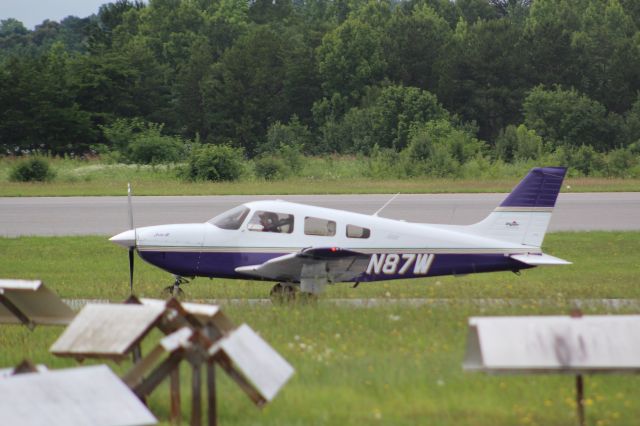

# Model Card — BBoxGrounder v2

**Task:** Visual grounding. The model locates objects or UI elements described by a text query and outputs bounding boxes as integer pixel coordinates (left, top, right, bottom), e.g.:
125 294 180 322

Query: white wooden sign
464 315 640 373
210 324 294 403
0 365 157 426
50 304 165 360
0 279 74 327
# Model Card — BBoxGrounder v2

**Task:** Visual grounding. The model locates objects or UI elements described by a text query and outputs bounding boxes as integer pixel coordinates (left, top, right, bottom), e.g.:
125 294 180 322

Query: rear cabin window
304 217 336 236
247 211 294 233
346 224 370 239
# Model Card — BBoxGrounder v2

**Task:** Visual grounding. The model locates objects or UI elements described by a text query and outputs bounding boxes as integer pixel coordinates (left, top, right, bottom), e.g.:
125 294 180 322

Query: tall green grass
0 232 638 425
0 304 638 425
0 232 637 300
1 156 639 196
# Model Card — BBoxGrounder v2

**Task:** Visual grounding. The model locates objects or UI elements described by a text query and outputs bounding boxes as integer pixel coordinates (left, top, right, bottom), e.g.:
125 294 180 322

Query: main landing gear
270 282 297 302
269 282 319 303
163 275 190 297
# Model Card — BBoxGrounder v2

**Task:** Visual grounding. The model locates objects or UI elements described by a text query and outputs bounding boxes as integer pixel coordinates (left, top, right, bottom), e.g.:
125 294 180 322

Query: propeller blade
127 182 134 230
127 183 136 295
129 247 135 294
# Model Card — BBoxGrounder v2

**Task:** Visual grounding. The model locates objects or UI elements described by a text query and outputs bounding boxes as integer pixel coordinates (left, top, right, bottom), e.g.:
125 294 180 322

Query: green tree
571 0 640 113
316 85 449 153
523 85 618 151
456 0 500 23
317 15 387 107
523 0 585 89
436 17 527 141
385 4 452 91
0 45 95 154
202 25 298 154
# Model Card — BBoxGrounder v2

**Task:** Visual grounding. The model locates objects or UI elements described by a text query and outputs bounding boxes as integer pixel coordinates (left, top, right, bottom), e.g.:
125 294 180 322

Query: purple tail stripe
500 167 567 208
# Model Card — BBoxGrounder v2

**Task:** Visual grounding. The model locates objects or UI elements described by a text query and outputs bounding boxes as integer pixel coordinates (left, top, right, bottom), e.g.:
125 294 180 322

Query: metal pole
576 375 585 426
191 363 202 426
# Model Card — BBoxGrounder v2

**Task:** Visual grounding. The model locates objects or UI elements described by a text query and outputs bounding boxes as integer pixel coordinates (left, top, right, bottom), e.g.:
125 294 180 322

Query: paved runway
1 192 639 236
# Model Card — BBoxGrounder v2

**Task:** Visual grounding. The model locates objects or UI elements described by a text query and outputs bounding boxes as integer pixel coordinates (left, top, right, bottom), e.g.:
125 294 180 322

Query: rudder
468 167 567 247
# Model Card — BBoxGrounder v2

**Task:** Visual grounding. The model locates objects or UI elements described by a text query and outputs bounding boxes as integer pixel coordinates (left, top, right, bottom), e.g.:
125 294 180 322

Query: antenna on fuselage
373 192 400 216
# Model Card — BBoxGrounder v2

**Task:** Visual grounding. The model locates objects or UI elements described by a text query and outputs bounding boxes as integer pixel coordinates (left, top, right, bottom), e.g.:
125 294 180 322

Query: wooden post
131 344 146 405
576 375 585 426
170 367 181 425
207 360 217 426
0 294 34 330
191 363 202 426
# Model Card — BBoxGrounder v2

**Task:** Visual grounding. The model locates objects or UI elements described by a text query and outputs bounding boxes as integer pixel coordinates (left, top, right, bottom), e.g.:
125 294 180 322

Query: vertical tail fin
469 167 567 247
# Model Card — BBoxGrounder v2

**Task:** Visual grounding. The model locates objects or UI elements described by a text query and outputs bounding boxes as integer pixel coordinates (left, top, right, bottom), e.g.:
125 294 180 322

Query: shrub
495 124 545 162
606 148 639 177
128 134 185 164
254 156 290 180
364 145 405 178
9 157 56 182
403 120 484 177
182 144 245 182
259 118 307 173
100 118 185 164
568 145 606 176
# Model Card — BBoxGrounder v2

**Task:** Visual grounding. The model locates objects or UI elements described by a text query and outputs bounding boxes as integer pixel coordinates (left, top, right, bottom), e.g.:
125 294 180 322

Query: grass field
0 232 638 300
1 232 639 425
1 157 639 196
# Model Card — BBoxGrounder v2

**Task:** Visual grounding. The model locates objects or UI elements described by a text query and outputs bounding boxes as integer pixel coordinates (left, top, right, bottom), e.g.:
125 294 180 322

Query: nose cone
110 229 136 248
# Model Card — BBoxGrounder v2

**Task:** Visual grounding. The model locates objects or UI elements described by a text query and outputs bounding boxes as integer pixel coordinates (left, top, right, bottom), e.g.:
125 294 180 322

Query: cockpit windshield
208 205 250 230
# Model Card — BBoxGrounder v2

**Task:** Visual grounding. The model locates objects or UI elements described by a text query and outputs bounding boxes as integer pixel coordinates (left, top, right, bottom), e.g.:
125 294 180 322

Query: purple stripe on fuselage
500 167 567 208
138 250 285 279
137 250 532 282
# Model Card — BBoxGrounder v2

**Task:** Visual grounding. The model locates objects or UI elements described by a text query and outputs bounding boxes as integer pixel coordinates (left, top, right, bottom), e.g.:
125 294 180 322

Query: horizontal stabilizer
510 253 572 266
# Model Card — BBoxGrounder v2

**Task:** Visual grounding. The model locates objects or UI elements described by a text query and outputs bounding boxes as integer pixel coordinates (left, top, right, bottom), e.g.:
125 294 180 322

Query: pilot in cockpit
259 212 280 232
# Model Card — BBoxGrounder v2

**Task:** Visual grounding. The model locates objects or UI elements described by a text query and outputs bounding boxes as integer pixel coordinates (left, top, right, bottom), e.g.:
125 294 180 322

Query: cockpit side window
247 211 294 233
208 206 250 230
346 224 370 239
304 216 336 236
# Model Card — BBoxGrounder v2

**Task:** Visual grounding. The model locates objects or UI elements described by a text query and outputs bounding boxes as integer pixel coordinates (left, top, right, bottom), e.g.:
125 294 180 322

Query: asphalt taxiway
1 192 639 237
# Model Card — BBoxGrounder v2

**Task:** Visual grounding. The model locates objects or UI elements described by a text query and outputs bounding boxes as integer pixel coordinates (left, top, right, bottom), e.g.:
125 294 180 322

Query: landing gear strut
270 283 297 302
164 275 190 297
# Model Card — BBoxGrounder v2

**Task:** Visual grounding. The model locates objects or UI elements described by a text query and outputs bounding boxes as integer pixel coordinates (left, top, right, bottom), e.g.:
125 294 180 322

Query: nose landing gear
163 275 191 297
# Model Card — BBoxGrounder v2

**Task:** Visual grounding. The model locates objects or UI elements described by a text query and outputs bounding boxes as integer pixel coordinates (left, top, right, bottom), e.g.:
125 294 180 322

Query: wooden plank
141 298 234 333
50 304 165 360
170 368 181 426
134 352 183 398
191 363 202 426
0 281 74 326
0 365 157 426
0 279 41 291
0 294 34 329
207 361 217 426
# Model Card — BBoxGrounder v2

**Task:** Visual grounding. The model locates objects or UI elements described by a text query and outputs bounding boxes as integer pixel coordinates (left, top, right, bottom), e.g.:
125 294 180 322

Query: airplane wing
235 247 370 283
510 253 572 266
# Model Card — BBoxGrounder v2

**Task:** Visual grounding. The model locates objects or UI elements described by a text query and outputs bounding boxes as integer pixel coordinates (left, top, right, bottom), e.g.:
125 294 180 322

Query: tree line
1 0 640 178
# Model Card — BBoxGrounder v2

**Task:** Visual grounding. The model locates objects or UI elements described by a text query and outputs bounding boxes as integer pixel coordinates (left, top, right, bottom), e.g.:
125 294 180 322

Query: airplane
110 166 571 298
